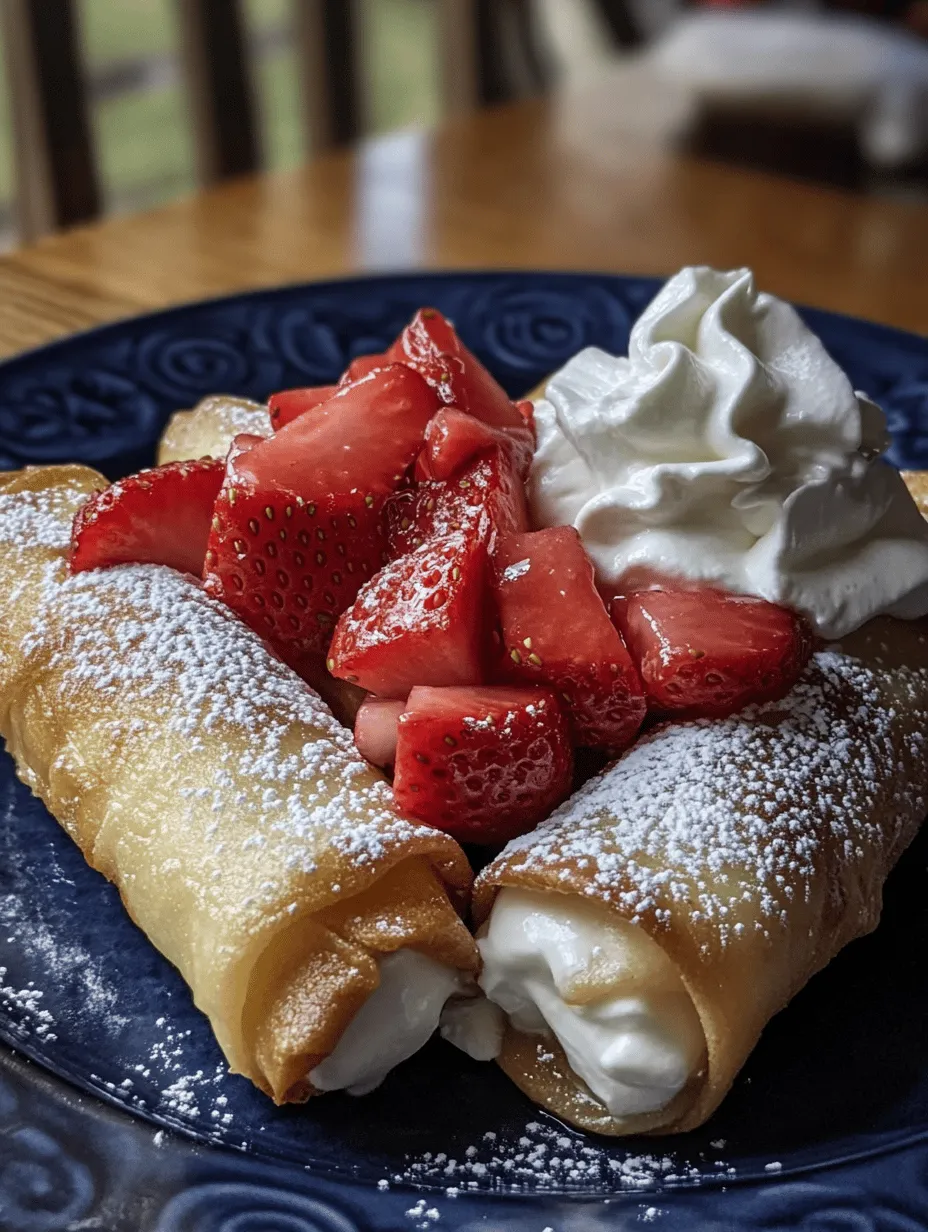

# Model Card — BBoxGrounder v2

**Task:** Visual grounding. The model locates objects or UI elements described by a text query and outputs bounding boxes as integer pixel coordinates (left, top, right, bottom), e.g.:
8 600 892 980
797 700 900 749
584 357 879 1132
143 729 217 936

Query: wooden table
0 75 925 359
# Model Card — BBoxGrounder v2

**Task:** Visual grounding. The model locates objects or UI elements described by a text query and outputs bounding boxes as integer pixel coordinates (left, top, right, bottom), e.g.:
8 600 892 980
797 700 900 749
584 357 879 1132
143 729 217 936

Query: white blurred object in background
649 12 928 170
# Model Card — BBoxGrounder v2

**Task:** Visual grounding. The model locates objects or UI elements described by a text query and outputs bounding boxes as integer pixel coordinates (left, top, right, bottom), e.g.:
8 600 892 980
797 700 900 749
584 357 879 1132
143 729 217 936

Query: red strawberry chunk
385 449 528 558
613 587 813 719
493 526 646 751
393 685 573 844
354 697 405 768
327 530 489 698
387 308 525 434
237 364 438 498
515 400 535 430
340 351 390 384
268 385 338 431
418 407 534 482
203 481 384 659
70 458 224 577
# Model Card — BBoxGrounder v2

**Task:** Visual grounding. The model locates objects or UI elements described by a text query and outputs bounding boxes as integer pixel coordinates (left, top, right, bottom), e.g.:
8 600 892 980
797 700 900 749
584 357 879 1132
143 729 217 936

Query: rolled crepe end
244 856 479 1103
498 1025 707 1137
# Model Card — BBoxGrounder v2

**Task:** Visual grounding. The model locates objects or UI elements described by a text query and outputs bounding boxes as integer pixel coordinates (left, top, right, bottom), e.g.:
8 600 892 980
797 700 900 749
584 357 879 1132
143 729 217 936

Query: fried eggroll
472 620 928 1134
0 465 478 1103
158 394 271 464
903 471 928 520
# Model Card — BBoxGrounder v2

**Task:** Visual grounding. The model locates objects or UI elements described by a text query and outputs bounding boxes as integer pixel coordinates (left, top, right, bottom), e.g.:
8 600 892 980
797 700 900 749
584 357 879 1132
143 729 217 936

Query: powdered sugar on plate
396 1119 718 1194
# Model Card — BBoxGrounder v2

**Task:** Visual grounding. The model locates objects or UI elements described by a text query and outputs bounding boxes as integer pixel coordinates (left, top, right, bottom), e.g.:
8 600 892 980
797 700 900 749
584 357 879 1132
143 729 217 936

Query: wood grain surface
0 76 925 360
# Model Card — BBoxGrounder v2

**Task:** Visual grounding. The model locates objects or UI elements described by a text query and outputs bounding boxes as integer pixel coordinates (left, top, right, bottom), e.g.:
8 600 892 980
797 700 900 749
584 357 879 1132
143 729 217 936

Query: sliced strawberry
268 385 338 431
227 432 264 468
340 351 390 385
327 530 489 697
393 685 573 844
613 588 813 719
493 527 646 751
386 308 525 434
237 364 439 498
204 479 385 659
515 399 535 430
417 407 534 482
70 458 224 576
354 697 406 767
385 449 528 557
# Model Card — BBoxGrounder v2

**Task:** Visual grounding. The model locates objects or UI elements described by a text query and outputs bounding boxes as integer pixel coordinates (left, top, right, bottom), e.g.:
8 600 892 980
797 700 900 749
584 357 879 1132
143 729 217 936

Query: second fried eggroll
473 620 928 1134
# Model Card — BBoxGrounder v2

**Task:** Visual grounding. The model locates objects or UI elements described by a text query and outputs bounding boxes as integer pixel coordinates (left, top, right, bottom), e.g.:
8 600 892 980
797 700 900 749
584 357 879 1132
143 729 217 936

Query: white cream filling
309 949 462 1095
476 889 706 1119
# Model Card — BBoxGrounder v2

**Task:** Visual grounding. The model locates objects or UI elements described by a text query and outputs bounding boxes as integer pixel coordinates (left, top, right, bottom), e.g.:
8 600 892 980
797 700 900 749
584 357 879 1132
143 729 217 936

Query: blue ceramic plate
1 272 928 1232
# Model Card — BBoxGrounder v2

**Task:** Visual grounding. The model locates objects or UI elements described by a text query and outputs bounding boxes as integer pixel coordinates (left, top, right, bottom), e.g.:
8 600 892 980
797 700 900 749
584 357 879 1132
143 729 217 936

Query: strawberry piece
354 697 406 767
268 386 338 431
417 407 534 482
385 449 528 557
613 588 813 719
515 399 535 430
493 527 646 751
237 364 438 498
203 369 438 664
327 530 489 697
386 308 525 434
393 685 573 844
340 351 390 385
204 480 385 658
70 458 224 577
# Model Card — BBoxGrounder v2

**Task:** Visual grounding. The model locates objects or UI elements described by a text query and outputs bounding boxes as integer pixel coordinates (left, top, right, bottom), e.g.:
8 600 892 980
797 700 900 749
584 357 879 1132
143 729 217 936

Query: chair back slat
588 0 643 49
175 0 262 184
1 0 100 241
293 0 363 153
439 0 552 115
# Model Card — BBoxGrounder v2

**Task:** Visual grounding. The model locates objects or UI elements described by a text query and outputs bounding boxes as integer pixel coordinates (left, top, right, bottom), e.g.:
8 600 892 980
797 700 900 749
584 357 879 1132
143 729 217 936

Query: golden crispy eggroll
0 465 477 1103
158 394 271 464
903 471 928 520
473 619 928 1134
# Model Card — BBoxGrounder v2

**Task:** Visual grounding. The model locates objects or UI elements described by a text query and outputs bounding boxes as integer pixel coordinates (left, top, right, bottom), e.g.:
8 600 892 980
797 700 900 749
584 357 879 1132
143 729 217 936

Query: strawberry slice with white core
613 587 813 719
493 526 646 751
70 458 225 576
268 385 338 431
417 406 534 482
237 364 438 497
327 529 489 697
385 448 528 558
354 697 406 767
387 308 526 434
393 685 573 844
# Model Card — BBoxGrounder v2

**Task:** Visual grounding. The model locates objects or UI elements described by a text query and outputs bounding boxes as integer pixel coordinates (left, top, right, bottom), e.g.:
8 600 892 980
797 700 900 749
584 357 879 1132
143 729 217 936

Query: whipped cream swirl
530 266 928 638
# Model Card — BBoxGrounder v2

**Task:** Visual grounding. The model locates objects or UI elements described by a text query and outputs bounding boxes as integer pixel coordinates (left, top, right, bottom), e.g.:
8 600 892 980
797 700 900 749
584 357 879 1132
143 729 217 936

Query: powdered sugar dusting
20 559 453 911
0 480 88 552
492 644 928 943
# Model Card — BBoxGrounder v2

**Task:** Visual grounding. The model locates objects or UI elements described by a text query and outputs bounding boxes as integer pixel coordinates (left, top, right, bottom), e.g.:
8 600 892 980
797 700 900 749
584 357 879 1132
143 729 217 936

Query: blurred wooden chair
0 0 567 243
